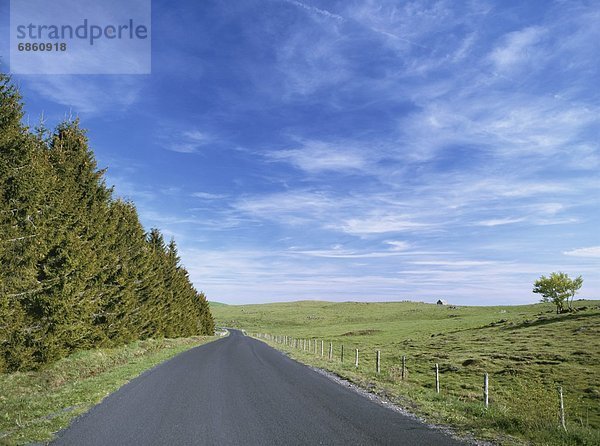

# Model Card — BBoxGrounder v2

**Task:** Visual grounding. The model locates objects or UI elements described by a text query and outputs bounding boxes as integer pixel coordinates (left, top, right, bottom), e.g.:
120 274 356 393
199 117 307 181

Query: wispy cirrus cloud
385 240 410 251
24 76 143 114
169 1 600 302
266 140 370 173
282 0 345 22
477 217 526 227
12 0 598 303
395 93 598 165
289 240 412 258
290 249 409 259
488 26 547 73
336 215 432 236
192 191 228 200
564 247 600 258
167 129 214 153
229 173 585 240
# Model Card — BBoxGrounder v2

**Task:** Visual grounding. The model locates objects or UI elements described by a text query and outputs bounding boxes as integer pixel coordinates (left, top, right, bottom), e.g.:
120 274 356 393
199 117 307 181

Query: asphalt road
52 329 466 445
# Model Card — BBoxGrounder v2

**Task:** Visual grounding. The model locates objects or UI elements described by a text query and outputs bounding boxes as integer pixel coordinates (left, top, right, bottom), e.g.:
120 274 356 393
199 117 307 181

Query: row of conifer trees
0 74 214 372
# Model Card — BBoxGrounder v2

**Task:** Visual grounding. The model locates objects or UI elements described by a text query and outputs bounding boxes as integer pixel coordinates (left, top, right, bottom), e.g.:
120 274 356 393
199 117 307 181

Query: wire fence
252 332 584 435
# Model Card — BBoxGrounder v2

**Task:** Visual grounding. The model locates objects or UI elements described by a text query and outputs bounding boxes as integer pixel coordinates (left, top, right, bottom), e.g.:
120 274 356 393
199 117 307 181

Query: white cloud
166 129 214 153
233 189 442 236
282 0 345 22
338 215 431 235
396 93 598 165
271 11 350 98
497 184 570 198
192 192 227 200
25 76 142 114
477 217 525 227
291 247 410 259
179 241 592 305
489 26 546 72
410 260 496 267
235 190 334 221
185 131 211 141
267 140 369 173
564 246 600 258
385 240 410 251
346 0 462 52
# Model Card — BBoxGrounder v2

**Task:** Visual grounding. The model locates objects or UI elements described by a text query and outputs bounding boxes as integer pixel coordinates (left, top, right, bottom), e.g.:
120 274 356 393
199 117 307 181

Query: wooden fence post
435 363 440 394
484 373 489 408
321 340 324 357
376 350 381 373
558 386 567 432
355 349 359 368
329 342 333 360
402 355 406 380
341 345 344 362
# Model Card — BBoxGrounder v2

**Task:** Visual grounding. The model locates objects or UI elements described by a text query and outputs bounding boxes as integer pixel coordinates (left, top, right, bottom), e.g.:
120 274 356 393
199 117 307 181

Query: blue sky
1 0 598 305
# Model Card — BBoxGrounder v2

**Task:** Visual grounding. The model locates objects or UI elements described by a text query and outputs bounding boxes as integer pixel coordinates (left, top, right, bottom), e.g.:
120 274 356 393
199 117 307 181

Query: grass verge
0 336 217 445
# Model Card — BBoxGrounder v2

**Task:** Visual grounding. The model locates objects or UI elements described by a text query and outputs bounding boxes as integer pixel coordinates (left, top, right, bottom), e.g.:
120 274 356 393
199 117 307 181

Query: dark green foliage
0 74 214 372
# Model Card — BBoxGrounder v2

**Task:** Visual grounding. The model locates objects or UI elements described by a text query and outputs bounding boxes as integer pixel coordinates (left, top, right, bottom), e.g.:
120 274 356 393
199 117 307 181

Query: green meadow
212 300 600 445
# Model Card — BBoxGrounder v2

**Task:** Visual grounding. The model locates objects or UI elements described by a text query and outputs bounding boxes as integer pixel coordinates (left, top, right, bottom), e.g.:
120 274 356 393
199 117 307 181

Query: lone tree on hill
533 272 583 314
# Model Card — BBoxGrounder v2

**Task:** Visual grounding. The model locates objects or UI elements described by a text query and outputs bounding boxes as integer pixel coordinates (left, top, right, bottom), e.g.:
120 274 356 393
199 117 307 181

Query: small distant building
437 299 447 305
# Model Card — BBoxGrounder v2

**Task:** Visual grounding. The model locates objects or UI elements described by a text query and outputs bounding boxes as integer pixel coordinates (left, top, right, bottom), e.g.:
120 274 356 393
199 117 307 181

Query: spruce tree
1 74 214 372
0 74 51 370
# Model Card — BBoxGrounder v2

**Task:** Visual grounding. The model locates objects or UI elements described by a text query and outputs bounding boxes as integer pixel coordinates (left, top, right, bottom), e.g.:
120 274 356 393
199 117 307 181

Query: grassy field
0 336 217 445
213 300 600 445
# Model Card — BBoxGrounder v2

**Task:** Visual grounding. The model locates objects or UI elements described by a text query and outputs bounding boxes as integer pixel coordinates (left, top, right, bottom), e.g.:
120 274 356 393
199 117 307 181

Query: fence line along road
253 332 572 431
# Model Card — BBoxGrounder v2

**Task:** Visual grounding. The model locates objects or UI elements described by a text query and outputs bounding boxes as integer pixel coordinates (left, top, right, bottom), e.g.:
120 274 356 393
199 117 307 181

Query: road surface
52 329 465 445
